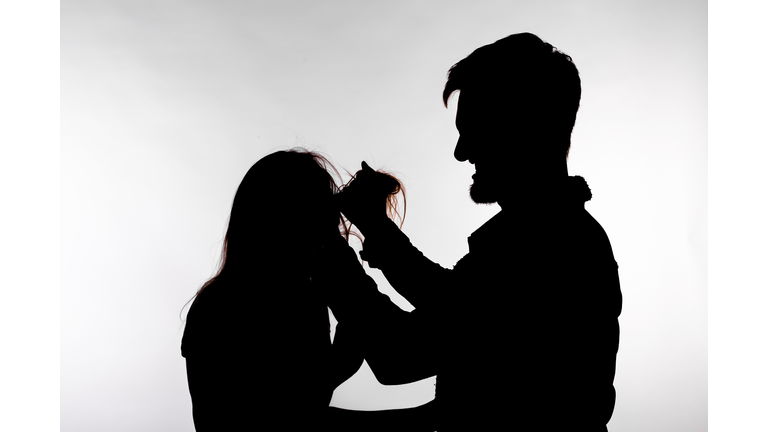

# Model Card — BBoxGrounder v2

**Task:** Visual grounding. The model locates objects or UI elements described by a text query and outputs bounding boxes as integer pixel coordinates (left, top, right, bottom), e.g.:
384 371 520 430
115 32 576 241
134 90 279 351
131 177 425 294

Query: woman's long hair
184 148 405 312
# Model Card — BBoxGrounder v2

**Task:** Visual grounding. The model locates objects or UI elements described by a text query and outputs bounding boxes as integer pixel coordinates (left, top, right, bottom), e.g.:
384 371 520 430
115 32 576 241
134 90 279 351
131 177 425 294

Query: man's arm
312 235 438 385
326 400 437 432
358 218 453 310
336 163 453 310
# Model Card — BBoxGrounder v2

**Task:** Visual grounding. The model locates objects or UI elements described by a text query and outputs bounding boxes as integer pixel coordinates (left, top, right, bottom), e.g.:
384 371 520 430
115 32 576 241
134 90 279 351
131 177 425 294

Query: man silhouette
320 32 622 431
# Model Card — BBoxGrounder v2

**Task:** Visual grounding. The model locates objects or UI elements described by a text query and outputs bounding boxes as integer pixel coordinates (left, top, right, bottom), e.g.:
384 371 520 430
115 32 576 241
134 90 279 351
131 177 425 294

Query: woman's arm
327 321 364 389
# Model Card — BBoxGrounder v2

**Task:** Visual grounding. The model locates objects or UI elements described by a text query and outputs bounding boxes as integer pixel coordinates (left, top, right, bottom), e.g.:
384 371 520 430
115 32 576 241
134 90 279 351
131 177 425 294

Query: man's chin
469 182 499 204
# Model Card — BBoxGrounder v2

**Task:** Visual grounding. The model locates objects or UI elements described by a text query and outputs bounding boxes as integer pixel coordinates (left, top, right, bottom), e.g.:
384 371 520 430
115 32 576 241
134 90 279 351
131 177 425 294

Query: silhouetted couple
181 32 621 431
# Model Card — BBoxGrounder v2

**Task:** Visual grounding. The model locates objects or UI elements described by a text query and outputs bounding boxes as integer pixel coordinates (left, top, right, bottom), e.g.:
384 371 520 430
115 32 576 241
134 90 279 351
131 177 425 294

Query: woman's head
224 149 344 268
189 148 405 302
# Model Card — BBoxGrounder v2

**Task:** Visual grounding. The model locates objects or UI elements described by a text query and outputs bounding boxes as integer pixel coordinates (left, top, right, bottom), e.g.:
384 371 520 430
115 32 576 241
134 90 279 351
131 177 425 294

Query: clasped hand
336 161 398 234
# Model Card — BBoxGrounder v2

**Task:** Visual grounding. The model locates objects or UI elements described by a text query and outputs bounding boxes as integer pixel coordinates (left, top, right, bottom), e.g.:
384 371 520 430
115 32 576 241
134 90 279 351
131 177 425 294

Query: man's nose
454 136 470 162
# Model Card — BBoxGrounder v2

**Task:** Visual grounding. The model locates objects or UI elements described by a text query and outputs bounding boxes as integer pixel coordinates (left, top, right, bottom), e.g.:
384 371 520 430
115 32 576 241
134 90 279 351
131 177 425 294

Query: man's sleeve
359 219 453 311
313 236 439 385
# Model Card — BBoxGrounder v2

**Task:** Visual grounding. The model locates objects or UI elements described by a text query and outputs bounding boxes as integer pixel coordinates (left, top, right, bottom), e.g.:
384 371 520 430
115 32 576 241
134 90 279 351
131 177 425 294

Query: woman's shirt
181 270 334 430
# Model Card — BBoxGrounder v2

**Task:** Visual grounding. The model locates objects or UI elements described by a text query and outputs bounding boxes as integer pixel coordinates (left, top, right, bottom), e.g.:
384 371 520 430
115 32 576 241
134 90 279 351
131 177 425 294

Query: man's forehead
457 90 515 124
457 88 492 106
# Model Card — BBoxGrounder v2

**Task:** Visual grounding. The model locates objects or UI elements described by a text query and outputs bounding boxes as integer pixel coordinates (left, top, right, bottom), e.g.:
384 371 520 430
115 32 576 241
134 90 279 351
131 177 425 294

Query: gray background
60 0 706 431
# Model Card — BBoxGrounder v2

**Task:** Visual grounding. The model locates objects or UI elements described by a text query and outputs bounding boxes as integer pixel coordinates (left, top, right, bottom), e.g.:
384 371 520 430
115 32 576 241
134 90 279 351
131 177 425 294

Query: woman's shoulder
180 275 317 358
181 281 251 357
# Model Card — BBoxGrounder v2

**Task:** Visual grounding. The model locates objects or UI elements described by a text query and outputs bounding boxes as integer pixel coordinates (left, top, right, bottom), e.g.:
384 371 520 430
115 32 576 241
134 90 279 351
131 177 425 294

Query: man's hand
337 162 399 234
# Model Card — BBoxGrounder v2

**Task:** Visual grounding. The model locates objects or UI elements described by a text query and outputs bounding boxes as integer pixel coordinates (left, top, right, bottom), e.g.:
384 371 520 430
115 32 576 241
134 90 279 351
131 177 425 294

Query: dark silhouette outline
180 149 433 431
180 149 356 430
320 32 622 431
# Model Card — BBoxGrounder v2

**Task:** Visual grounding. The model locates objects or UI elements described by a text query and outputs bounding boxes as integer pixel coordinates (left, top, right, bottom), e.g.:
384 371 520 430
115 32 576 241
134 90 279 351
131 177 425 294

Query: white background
4 0 743 430
59 1 706 431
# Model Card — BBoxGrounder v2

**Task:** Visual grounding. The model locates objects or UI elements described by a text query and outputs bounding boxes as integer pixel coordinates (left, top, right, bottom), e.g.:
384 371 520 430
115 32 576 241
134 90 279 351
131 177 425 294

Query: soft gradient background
61 0 706 431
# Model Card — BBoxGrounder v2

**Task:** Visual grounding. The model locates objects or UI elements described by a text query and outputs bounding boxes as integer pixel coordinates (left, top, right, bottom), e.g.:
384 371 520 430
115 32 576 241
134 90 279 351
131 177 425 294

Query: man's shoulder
574 208 615 248
465 210 507 251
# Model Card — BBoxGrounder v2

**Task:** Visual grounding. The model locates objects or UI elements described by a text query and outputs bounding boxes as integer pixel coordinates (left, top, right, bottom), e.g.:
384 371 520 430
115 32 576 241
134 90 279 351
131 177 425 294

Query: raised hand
337 162 401 234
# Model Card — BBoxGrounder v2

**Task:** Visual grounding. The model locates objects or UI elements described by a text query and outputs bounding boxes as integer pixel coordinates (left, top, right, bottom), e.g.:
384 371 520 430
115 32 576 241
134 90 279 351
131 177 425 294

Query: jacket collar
467 176 592 252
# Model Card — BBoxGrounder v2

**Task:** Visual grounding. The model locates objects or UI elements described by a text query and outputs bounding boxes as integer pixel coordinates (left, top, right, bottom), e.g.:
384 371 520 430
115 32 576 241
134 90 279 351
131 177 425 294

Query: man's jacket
318 176 621 431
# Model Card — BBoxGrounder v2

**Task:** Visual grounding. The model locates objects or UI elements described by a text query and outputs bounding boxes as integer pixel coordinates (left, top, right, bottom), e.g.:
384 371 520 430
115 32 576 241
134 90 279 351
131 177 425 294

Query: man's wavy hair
442 32 581 157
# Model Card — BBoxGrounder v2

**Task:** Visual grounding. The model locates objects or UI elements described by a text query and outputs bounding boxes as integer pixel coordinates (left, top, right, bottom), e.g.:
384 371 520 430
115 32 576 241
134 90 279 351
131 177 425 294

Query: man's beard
469 177 499 204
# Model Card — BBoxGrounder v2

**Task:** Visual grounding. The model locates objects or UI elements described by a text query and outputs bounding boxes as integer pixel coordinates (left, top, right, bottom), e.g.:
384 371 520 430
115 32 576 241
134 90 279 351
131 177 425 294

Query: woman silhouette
182 148 436 431
181 149 369 430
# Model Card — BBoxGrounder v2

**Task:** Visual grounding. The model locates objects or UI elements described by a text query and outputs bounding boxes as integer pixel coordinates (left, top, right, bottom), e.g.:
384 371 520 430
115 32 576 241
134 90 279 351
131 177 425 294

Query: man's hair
443 32 581 156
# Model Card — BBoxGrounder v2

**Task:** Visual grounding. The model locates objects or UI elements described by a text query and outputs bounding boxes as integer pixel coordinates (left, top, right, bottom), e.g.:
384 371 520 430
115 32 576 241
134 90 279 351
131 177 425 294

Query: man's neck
497 163 569 210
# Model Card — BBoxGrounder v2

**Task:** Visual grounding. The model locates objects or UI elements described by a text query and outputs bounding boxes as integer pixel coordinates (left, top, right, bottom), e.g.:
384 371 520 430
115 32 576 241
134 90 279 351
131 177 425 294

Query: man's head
444 33 581 205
